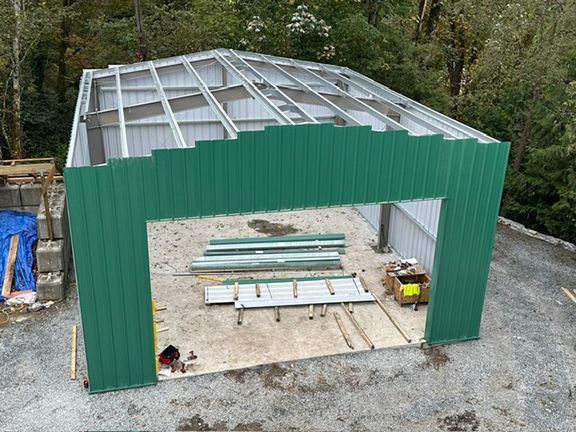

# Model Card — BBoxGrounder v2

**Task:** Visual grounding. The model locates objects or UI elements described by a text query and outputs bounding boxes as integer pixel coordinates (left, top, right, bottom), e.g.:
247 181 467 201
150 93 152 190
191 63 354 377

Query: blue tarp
0 210 38 301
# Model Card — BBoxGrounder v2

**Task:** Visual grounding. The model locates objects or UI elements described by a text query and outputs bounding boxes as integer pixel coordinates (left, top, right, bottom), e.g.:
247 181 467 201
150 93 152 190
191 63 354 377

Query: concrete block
36 271 66 301
20 182 42 206
37 182 68 240
37 239 65 272
0 184 21 208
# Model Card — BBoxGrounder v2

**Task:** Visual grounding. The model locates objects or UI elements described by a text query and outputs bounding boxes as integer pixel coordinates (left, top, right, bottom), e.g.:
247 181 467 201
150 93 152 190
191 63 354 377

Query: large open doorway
148 206 432 380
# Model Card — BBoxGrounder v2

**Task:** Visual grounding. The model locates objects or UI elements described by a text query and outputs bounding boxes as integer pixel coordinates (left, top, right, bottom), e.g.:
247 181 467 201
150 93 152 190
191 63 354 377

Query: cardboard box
391 273 431 305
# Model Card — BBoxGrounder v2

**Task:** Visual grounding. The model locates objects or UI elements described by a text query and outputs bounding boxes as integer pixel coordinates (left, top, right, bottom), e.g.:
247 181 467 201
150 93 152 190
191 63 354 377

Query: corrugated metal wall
389 203 436 274
356 205 380 232
65 124 509 393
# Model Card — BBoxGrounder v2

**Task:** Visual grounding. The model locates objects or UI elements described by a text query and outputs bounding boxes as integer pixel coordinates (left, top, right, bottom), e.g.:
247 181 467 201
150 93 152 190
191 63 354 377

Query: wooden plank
1 157 55 164
237 308 244 325
41 166 57 241
371 292 412 343
359 276 369 292
0 162 55 176
561 287 576 305
292 279 298 298
2 235 19 298
348 302 353 313
40 163 57 196
320 304 327 317
255 282 261 298
325 279 335 295
340 303 374 349
334 312 354 349
70 325 77 380
233 282 239 301
274 306 280 322
308 304 314 319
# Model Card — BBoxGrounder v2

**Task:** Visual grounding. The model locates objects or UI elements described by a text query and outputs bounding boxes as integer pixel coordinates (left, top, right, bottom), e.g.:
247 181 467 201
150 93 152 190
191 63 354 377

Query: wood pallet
0 158 59 240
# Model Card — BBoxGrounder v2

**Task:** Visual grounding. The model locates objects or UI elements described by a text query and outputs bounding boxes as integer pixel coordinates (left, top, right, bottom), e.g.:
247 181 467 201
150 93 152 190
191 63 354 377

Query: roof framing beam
84 84 250 128
323 69 457 138
148 61 187 148
312 66 459 139
213 50 295 125
114 68 130 157
84 83 395 129
226 50 318 124
180 56 239 138
287 60 408 132
247 51 360 126
342 68 497 143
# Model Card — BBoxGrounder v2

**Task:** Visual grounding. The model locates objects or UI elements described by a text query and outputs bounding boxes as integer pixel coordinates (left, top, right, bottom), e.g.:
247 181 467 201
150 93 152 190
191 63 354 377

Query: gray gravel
1 223 576 432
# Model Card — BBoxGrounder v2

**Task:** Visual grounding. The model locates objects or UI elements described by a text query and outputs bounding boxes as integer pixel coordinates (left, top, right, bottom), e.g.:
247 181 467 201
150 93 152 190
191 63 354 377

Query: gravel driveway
1 223 575 431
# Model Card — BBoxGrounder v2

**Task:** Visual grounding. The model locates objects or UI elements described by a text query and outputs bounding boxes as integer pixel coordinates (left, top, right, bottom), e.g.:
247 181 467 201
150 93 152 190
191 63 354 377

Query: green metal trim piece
204 248 346 256
65 123 509 393
209 233 345 244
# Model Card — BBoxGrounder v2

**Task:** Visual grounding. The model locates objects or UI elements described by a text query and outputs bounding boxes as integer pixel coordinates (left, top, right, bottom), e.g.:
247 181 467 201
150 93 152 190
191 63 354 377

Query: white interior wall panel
71 123 90 167
356 205 380 232
395 200 441 237
388 200 441 274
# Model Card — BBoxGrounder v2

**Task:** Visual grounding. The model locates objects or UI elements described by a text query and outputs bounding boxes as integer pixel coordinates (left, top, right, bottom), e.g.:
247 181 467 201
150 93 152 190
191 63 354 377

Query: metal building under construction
65 49 509 393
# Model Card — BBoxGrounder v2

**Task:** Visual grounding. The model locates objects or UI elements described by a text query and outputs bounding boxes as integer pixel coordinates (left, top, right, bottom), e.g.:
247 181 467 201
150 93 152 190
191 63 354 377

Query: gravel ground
1 223 576 432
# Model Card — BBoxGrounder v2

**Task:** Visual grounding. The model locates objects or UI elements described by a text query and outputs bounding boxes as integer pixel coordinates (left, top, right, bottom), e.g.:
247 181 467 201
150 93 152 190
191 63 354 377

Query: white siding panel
395 200 441 237
389 204 437 274
356 205 380 232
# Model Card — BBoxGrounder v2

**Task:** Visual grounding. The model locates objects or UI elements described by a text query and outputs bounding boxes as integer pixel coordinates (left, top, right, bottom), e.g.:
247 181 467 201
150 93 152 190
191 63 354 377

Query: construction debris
561 287 576 305
340 303 374 349
334 312 354 349
70 325 77 380
205 277 372 306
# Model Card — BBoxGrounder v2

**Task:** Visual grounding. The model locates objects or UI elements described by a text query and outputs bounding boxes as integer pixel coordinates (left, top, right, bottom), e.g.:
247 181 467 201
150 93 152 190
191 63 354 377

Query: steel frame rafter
213 50 294 125
247 51 360 126
114 67 130 157
225 49 318 124
286 60 408 132
180 56 239 139
148 61 187 148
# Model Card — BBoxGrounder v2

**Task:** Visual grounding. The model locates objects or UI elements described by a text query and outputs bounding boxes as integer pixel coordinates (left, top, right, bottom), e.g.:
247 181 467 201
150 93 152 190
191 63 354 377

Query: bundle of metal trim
209 233 345 245
205 277 373 308
204 233 346 255
191 251 341 271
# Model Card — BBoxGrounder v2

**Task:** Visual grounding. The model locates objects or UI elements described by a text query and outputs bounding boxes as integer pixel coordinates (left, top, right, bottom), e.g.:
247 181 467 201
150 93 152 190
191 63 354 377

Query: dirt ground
1 223 576 432
148 208 426 380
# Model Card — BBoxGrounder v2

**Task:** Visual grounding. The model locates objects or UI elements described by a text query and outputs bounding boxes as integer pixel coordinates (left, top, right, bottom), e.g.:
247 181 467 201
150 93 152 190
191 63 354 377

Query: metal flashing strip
205 239 345 252
191 252 341 270
205 278 368 305
194 251 339 263
204 247 346 256
210 233 345 245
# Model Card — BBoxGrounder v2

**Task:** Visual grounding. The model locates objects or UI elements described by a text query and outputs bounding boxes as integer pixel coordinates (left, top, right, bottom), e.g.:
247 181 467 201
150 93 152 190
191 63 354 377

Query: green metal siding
64 123 509 393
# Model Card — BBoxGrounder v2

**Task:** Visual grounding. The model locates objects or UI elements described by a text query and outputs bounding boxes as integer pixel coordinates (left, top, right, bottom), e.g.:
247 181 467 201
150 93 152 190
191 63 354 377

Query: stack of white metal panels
205 277 374 309
192 234 345 271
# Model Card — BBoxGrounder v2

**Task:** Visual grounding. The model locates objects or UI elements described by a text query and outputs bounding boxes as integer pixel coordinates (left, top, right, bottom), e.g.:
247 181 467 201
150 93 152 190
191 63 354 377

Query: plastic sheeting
0 211 38 300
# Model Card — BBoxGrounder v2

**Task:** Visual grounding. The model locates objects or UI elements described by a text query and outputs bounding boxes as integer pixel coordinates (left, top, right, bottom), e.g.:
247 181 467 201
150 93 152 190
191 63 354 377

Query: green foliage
0 0 574 242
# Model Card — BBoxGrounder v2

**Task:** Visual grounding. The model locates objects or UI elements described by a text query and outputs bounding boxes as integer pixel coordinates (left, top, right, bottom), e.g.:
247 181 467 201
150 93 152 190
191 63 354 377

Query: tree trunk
57 0 73 103
365 0 379 27
415 0 429 41
134 0 148 61
426 0 443 39
11 0 24 159
500 109 534 216
447 14 466 99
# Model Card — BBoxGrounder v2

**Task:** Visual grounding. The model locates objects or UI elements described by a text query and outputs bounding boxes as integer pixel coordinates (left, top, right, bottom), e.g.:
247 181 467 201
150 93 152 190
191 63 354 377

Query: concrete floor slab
148 208 427 381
